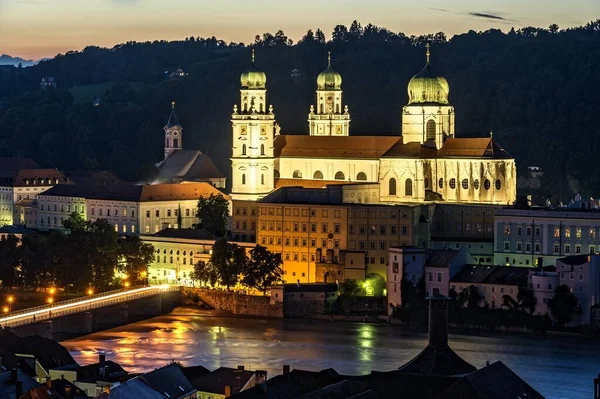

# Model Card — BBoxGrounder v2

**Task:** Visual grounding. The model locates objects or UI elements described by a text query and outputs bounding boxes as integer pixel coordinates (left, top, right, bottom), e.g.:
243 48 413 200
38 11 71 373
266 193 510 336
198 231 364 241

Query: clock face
260 126 266 134
240 126 247 134
172 131 179 137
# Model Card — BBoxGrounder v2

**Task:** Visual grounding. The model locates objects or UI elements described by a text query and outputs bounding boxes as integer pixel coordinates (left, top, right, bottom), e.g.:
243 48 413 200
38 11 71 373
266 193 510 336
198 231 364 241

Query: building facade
494 206 600 267
230 47 517 206
556 254 600 325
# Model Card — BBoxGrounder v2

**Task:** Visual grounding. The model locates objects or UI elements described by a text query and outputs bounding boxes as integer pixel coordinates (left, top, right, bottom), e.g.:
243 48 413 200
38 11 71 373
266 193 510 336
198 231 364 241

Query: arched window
356 172 367 181
389 178 397 195
313 171 323 179
261 174 265 185
424 178 429 189
495 179 502 190
335 171 345 180
242 144 247 155
260 144 265 155
293 170 302 178
449 178 456 189
438 178 444 189
426 119 436 141
274 169 280 178
173 139 178 148
241 174 246 185
484 179 491 190
462 179 469 190
405 179 413 196
474 179 480 190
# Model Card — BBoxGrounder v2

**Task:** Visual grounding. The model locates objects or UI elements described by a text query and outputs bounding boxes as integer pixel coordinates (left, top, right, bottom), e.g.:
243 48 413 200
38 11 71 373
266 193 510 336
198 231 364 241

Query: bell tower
308 52 350 136
164 101 183 160
231 49 277 201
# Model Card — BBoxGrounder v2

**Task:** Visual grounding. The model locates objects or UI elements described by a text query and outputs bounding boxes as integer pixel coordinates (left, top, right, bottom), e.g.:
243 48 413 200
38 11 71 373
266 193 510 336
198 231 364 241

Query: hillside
0 21 599 199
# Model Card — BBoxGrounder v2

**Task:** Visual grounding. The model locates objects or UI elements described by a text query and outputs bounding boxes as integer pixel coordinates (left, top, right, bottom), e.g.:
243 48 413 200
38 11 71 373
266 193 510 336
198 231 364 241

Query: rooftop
140 363 196 399
88 182 228 202
275 135 399 159
451 265 529 286
155 150 225 183
150 228 217 241
190 366 255 395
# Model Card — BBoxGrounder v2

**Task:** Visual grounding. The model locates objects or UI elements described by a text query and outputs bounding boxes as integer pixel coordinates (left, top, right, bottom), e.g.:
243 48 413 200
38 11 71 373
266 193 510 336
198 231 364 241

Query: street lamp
87 288 94 310
7 296 14 313
49 287 56 296
124 281 130 289
47 297 54 317
2 306 8 314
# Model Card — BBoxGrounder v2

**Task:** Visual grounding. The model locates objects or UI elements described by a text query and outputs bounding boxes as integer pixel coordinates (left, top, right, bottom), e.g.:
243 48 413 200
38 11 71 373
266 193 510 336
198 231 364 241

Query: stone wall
181 287 283 318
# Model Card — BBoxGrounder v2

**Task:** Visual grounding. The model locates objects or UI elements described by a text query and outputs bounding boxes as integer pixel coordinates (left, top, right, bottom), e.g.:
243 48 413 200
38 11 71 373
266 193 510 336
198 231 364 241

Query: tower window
426 119 436 141
424 178 429 189
313 171 323 179
389 178 397 196
261 174 265 185
484 179 491 190
335 171 345 180
405 179 413 196
173 139 178 148
474 179 480 190
438 178 444 188
495 179 502 190
242 174 246 185
293 170 302 179
356 172 367 181
462 179 469 190
260 144 265 155
242 144 247 155
449 178 456 189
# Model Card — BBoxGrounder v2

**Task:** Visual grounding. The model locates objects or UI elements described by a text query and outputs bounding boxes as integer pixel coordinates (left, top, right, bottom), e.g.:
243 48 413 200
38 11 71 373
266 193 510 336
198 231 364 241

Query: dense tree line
1 21 600 196
192 240 283 293
0 213 154 292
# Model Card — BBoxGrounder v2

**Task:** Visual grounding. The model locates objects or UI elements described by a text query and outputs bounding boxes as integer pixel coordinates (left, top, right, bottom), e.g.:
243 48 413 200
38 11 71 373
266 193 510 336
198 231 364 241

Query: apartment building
555 254 600 325
231 199 258 242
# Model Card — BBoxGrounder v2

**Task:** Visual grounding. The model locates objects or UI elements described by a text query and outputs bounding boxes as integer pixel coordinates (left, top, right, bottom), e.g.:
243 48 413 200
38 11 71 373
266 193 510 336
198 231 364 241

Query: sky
0 0 598 60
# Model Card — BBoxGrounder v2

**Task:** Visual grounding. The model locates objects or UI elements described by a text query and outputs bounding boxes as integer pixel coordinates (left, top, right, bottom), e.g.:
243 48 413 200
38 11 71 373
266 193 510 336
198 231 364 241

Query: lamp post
87 288 94 310
47 297 54 317
7 296 14 314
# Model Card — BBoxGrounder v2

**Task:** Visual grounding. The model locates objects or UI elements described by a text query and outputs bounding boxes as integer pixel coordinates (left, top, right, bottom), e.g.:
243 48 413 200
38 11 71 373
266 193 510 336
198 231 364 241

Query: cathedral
230 46 516 205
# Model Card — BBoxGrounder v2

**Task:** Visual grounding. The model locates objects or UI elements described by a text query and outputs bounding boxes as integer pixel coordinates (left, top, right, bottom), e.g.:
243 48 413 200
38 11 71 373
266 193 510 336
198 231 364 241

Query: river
61 307 599 399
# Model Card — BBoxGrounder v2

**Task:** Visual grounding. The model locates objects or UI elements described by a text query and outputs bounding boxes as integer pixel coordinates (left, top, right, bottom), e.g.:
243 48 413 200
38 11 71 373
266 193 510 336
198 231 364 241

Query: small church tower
230 49 277 201
164 101 183 159
308 52 350 136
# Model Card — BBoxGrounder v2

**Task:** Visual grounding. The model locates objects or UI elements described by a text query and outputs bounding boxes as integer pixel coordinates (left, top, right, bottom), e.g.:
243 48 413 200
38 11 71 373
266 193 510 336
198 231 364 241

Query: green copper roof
317 52 342 90
240 49 266 89
407 45 449 105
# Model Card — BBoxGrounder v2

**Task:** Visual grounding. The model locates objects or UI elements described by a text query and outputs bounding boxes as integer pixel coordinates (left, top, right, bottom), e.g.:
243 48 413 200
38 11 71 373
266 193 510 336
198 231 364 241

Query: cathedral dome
317 52 342 90
407 45 449 105
240 49 266 89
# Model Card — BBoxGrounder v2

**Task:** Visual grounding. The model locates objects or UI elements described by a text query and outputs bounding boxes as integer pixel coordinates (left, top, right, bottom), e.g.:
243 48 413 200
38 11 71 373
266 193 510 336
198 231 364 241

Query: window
401 225 408 235
391 225 397 235
590 229 596 239
495 179 502 190
535 243 540 252
186 209 190 217
131 210 135 218
484 179 491 190
293 170 302 178
260 144 265 155
565 228 571 238
356 172 367 181
565 244 571 253
579 273 584 281
334 224 340 234
504 242 510 250
242 144 247 155
438 178 444 189
241 174 246 184
313 171 323 179
426 119 436 140
449 178 456 189
437 273 442 282
335 171 345 180
261 174 265 185
517 242 522 251
167 209 172 217
576 245 581 254
525 243 531 251
389 178 397 195
461 179 469 190
404 179 413 196
146 210 150 218
424 177 429 189
591 246 596 254
380 225 386 235
554 227 560 238
322 223 328 233
504 225 510 235
576 228 582 239
107 209 111 217
473 179 480 190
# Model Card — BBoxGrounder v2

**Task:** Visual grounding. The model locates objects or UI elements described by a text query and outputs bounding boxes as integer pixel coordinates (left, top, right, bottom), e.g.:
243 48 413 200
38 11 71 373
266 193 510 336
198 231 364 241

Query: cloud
429 8 449 12
468 12 518 22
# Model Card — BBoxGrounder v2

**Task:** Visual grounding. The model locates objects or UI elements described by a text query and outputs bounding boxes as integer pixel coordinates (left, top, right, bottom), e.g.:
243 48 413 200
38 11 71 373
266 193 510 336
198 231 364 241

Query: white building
231 46 517 206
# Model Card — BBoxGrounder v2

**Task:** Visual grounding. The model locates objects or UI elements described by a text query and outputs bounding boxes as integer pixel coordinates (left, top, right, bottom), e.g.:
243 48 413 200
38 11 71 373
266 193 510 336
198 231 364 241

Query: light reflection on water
62 307 600 399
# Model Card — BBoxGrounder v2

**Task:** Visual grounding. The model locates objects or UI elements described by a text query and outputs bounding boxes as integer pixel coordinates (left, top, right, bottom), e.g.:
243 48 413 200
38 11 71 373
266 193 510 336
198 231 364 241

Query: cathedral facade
230 46 516 205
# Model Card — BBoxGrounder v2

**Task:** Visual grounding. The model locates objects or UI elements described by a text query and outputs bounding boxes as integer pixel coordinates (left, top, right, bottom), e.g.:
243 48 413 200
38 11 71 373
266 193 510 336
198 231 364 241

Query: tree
177 203 182 228
63 211 88 233
466 285 481 309
0 235 20 289
191 260 218 287
548 24 560 34
210 238 247 290
548 285 578 326
197 194 229 237
299 29 315 44
315 29 326 43
118 236 154 285
517 284 537 314
242 245 283 294
340 279 364 296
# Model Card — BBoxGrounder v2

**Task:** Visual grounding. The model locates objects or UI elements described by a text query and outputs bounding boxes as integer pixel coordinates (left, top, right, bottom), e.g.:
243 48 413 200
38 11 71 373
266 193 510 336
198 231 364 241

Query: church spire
164 101 182 160
426 43 431 66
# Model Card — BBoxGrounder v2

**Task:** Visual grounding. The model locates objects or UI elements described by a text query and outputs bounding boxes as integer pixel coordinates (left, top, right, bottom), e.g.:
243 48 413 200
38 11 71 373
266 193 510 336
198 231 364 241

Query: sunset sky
0 0 597 60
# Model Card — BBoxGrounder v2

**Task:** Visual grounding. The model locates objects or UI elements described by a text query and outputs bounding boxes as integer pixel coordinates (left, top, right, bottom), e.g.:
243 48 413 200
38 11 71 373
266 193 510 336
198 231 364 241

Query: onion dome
407 44 449 105
317 52 342 90
240 48 266 89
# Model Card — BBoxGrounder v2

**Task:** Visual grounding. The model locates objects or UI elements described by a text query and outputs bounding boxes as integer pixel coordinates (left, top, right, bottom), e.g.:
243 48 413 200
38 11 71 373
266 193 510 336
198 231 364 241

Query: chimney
224 385 232 398
428 294 449 348
282 364 290 375
237 365 244 371
15 381 23 399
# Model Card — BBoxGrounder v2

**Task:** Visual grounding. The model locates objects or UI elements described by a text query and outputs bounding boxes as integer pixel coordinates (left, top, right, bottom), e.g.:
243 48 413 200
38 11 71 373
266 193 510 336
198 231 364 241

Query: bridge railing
1 285 180 328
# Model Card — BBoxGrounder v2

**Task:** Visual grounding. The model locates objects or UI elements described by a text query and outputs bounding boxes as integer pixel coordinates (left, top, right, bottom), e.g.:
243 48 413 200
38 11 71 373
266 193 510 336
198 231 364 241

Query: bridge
1 285 181 338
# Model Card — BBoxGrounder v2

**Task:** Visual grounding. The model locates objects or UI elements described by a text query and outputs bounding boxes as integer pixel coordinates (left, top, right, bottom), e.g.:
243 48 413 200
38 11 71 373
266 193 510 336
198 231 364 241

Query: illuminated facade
230 47 517 206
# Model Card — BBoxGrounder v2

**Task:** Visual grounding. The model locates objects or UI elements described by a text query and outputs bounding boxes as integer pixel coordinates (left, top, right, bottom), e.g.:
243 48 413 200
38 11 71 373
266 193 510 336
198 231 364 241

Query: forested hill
1 21 600 199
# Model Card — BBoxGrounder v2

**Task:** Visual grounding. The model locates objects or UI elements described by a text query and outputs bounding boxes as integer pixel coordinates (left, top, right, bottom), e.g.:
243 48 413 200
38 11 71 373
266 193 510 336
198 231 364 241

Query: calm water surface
62 307 600 399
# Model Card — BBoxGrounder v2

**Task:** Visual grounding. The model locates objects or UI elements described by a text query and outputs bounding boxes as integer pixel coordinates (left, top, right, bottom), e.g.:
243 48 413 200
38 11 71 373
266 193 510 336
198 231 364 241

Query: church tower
164 101 183 160
402 44 454 149
230 49 277 201
308 52 350 136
